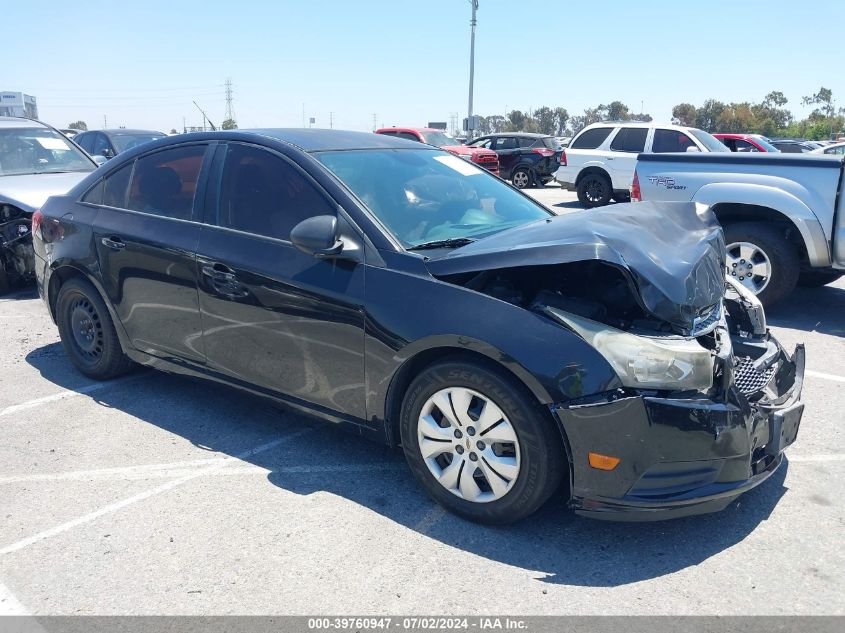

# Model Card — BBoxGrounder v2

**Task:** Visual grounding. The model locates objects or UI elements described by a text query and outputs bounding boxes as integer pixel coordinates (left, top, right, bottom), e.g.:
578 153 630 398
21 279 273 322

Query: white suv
555 121 729 207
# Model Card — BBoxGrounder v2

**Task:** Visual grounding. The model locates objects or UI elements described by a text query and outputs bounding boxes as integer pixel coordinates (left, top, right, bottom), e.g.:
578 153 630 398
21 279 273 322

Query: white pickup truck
632 152 845 305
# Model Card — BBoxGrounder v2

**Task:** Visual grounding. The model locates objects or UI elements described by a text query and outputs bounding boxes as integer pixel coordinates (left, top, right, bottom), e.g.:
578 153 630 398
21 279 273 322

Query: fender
692 182 831 267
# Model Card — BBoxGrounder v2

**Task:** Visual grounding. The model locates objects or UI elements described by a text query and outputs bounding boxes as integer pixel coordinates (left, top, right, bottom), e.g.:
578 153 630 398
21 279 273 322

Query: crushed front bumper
552 339 804 522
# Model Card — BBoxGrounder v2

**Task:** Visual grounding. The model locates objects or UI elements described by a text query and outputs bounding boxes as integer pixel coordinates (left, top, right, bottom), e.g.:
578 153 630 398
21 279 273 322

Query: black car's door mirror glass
290 215 343 257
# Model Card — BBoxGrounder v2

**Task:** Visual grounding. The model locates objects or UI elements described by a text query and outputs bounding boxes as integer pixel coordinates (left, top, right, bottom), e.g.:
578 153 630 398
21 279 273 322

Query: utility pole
103 114 107 128
330 112 333 129
302 103 306 128
183 116 186 134
466 0 479 138
373 113 377 131
224 78 235 127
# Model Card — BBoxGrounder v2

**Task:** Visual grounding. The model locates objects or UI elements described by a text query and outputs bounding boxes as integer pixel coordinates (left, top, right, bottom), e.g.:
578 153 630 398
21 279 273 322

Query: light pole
467 0 479 138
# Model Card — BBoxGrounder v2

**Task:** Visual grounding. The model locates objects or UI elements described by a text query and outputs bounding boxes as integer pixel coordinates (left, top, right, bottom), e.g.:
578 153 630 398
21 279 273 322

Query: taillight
559 150 567 166
532 148 555 157
31 209 43 239
631 170 641 202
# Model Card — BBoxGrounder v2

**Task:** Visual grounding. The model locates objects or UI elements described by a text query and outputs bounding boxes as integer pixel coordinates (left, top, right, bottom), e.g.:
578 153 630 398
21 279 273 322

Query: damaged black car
32 129 804 524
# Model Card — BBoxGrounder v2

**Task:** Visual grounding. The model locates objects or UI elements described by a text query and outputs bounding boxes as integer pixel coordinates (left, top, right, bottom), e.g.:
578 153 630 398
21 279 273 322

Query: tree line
473 87 843 140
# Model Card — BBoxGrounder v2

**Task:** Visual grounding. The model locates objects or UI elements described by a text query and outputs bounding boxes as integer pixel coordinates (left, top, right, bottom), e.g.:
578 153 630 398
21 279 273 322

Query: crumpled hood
425 201 726 331
0 171 91 213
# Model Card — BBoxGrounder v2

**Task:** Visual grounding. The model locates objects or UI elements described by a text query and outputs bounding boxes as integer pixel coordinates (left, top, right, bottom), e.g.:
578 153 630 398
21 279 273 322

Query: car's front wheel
400 359 565 524
56 277 134 379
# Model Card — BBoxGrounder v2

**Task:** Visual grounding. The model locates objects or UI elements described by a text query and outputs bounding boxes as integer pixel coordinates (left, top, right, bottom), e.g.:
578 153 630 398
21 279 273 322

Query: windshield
689 128 731 152
314 149 551 248
750 135 781 152
418 131 459 148
111 133 166 152
0 127 94 176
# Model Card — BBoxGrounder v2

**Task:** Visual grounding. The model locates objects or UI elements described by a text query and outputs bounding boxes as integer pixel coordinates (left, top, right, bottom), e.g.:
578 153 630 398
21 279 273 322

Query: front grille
733 357 776 395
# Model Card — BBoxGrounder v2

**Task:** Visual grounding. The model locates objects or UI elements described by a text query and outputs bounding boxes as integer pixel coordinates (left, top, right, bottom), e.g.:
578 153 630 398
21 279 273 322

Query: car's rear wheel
56 278 134 379
400 359 565 524
723 222 800 307
797 270 843 288
511 167 532 189
577 172 612 207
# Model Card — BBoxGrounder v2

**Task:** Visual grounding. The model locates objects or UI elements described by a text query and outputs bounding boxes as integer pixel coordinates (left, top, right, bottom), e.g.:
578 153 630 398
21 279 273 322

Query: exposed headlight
546 307 714 391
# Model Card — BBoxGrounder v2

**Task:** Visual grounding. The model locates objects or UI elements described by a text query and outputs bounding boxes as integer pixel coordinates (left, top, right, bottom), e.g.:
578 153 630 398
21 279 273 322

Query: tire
723 222 800 307
511 167 533 189
797 270 843 288
56 277 134 380
576 172 612 207
399 358 565 524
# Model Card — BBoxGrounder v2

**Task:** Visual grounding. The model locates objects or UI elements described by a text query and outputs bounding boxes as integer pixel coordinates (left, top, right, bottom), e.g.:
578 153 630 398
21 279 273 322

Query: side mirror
685 145 701 153
100 148 113 158
92 155 108 166
290 215 344 258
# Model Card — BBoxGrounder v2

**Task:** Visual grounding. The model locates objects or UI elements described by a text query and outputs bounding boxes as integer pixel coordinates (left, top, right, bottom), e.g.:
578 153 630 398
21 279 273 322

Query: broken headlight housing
546 307 714 392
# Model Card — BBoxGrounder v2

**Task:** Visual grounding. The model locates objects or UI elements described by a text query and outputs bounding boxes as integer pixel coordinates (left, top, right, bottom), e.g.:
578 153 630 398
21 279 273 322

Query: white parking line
0 461 405 484
0 373 147 417
0 427 314 557
806 369 845 384
788 454 845 463
0 581 28 616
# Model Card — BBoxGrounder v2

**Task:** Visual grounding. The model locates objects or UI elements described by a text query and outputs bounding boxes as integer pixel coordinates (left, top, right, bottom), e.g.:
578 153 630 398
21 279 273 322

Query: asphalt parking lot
1 186 843 616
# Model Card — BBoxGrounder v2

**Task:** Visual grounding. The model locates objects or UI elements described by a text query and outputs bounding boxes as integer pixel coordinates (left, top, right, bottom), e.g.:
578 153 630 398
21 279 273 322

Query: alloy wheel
584 177 606 203
726 241 771 294
416 387 521 503
512 170 530 188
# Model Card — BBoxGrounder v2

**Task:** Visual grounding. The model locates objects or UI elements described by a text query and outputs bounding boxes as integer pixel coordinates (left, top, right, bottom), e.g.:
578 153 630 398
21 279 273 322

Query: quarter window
610 128 648 153
126 145 206 220
81 179 104 205
570 127 613 149
652 129 696 153
216 144 334 241
102 162 133 208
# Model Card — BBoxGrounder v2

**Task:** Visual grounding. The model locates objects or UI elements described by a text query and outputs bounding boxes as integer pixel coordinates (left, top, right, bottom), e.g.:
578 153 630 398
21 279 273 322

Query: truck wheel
577 173 612 207
723 222 800 307
798 271 843 288
400 358 565 524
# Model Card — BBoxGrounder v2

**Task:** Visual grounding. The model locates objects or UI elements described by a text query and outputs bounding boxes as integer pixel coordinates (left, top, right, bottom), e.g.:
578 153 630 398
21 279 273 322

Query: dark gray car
74 128 166 160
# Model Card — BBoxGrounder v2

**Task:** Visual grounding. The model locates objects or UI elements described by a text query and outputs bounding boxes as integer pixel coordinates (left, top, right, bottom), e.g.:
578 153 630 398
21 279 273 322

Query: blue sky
7 0 844 133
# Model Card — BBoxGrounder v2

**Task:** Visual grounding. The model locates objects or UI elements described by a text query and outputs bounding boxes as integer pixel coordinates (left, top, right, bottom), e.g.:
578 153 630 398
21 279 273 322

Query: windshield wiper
408 237 476 251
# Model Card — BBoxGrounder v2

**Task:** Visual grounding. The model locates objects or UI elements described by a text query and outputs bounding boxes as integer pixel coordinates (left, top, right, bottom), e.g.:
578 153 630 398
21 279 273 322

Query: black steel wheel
56 278 134 379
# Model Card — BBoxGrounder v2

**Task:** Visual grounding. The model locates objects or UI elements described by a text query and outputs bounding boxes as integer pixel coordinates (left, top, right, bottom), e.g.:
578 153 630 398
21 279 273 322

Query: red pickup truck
375 127 500 176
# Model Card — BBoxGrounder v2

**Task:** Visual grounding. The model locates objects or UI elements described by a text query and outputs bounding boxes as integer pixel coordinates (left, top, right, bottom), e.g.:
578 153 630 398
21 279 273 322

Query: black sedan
74 128 166 160
467 132 563 188
32 129 804 524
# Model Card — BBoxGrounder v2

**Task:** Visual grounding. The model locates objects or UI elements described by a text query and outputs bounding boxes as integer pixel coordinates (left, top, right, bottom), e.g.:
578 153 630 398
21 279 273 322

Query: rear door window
570 127 613 149
75 133 95 153
92 134 111 157
609 128 648 153
494 137 518 150
652 129 696 153
126 145 207 220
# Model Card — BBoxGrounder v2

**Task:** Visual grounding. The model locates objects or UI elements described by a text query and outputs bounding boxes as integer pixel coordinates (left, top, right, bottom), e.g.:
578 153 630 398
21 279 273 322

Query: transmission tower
224 78 236 127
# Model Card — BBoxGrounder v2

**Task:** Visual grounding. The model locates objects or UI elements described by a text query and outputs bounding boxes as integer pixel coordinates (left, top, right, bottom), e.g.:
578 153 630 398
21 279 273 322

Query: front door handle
101 236 125 250
201 264 236 282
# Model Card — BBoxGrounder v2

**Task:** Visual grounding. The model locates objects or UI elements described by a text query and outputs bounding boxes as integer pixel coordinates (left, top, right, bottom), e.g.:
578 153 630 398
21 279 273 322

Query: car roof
579 121 686 131
251 128 426 151
480 132 551 138
0 116 50 129
96 129 165 135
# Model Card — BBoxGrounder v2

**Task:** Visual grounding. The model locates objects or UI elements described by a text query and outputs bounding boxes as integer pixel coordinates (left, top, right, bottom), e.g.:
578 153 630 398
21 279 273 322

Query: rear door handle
201 263 236 282
101 236 125 250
